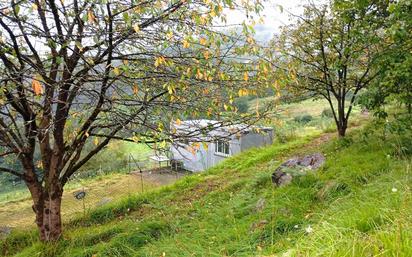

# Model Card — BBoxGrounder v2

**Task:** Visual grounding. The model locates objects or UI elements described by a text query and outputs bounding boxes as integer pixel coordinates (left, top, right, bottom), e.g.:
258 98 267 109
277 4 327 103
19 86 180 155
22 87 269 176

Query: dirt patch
307 133 335 148
131 167 190 187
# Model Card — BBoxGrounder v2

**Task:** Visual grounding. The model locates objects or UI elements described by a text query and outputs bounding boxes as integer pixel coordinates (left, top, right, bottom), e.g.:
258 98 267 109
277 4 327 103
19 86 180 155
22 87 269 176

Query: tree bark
338 124 347 137
37 191 63 242
334 97 348 137
27 177 64 242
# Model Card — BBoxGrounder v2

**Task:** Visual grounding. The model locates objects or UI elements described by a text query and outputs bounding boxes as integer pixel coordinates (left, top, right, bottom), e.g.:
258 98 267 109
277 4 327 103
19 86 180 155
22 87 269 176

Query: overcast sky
225 0 306 42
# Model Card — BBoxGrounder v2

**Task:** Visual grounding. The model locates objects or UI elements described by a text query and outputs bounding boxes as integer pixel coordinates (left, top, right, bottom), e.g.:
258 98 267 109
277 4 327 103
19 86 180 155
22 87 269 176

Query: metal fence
0 153 187 231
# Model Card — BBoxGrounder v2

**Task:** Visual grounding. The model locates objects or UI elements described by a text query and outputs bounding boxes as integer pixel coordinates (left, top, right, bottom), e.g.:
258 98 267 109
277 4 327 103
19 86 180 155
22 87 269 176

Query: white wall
170 130 273 172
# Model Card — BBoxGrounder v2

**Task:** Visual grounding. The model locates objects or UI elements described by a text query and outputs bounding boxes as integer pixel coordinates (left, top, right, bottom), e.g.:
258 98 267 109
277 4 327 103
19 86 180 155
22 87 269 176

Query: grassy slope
251 98 363 140
0 142 154 228
1 117 411 257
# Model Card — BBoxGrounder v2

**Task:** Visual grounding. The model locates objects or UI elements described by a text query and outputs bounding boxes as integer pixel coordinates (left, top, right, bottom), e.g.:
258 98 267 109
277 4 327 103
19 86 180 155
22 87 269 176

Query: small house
170 119 273 172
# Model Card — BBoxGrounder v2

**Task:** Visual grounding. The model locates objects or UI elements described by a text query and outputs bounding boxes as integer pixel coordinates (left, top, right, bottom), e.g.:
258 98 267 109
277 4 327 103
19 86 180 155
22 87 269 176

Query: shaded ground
0 174 154 229
133 167 190 186
0 167 191 230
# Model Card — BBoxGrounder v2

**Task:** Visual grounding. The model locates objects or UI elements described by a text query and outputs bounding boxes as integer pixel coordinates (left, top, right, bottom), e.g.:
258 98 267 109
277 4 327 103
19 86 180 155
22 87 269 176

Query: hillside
1 114 411 257
0 97 349 229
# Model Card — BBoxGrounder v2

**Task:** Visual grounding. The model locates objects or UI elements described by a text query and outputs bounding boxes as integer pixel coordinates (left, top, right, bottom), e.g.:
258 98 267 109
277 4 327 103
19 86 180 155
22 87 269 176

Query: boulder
0 226 12 238
271 170 293 186
272 153 325 186
299 153 325 169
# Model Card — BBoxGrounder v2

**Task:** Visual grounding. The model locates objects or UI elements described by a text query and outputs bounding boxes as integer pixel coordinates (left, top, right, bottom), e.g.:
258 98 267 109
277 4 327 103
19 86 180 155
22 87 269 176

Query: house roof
172 119 273 138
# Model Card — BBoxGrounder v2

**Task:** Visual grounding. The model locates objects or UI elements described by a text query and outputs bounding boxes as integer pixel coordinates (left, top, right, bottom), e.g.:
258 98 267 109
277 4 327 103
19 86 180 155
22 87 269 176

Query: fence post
128 154 131 174
140 171 144 193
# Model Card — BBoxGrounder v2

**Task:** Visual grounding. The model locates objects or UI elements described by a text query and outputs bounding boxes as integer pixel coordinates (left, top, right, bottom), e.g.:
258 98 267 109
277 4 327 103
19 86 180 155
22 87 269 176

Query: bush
321 108 334 118
294 114 313 124
233 97 249 113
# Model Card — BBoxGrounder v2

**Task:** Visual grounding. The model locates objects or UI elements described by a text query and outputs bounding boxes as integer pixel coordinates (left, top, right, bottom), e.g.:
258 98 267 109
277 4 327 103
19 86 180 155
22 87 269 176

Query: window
215 140 230 156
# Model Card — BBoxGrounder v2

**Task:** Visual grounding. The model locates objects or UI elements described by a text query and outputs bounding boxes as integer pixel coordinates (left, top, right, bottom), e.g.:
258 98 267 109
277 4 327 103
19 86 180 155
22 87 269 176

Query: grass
250 97 364 142
0 173 156 229
1 112 411 257
0 141 157 228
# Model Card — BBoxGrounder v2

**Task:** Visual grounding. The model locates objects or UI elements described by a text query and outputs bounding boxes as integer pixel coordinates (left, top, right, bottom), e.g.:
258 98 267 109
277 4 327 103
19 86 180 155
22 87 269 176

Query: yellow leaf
133 84 139 95
207 107 212 117
32 76 43 96
199 37 207 45
154 56 165 67
175 118 182 126
203 50 210 60
36 160 43 169
183 39 190 48
202 142 208 150
133 24 140 33
243 72 249 81
113 67 120 76
132 135 140 142
32 3 38 10
87 10 96 23
246 36 254 44
93 137 99 146
166 31 173 40
238 88 249 97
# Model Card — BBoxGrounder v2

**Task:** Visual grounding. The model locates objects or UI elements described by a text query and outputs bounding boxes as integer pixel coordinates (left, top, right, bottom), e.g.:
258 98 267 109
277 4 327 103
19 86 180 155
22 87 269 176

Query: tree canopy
270 0 387 136
360 0 412 115
0 0 272 241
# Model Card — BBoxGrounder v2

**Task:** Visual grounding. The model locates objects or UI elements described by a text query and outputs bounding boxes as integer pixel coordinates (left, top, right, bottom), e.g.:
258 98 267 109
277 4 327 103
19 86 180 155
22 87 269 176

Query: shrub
294 114 313 124
321 108 334 118
233 97 249 113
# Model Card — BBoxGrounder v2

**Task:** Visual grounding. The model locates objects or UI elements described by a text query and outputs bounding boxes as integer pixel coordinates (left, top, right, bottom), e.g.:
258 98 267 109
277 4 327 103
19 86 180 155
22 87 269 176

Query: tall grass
1 114 411 257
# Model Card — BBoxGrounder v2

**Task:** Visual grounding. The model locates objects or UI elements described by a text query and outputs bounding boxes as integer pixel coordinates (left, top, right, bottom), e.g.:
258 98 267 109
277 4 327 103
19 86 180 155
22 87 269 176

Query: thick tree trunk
337 125 347 137
28 179 64 242
37 193 63 241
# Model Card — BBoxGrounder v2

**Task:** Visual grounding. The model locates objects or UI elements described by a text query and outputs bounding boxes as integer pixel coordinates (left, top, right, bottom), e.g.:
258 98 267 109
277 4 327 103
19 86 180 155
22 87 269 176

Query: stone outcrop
272 153 325 186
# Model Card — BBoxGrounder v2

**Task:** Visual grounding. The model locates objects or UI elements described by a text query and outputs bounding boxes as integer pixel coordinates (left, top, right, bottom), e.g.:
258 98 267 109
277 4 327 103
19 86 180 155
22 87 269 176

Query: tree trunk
335 99 348 137
338 125 347 137
37 193 63 241
29 183 64 242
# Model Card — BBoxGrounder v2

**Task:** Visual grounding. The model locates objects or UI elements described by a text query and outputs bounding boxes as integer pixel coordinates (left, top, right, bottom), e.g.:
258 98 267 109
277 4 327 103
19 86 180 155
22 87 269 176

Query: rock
0 226 12 238
254 198 266 213
280 158 300 168
299 153 325 169
272 153 325 186
96 197 112 207
272 170 293 186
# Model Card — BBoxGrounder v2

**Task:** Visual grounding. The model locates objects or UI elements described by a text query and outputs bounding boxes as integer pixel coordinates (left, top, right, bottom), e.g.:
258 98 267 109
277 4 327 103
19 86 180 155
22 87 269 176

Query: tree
270 1 386 137
0 0 271 241
360 0 412 115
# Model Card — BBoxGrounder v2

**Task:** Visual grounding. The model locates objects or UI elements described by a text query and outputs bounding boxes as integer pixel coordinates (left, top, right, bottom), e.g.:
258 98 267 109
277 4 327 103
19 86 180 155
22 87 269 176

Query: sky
225 0 306 42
